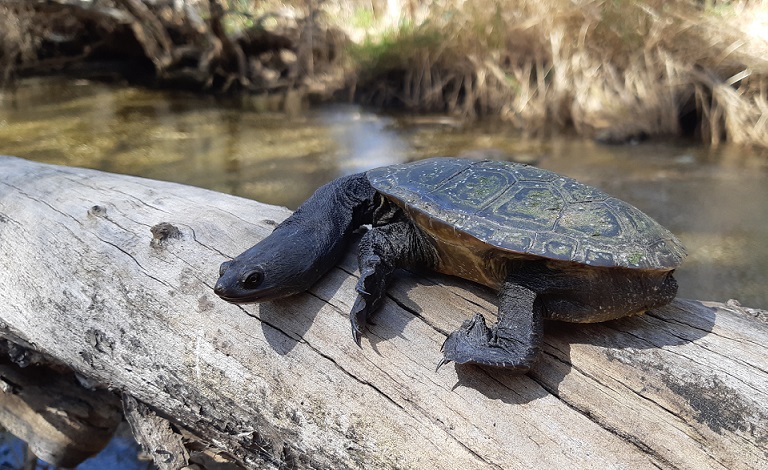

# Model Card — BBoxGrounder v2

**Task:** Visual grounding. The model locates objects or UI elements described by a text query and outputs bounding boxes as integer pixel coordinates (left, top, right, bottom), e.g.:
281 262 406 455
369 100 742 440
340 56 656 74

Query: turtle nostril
242 270 264 290
213 281 226 295
219 260 232 277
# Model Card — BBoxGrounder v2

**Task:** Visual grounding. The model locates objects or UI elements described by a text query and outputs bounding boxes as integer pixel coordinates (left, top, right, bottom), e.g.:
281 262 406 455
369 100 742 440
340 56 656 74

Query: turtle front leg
439 280 543 372
351 221 435 344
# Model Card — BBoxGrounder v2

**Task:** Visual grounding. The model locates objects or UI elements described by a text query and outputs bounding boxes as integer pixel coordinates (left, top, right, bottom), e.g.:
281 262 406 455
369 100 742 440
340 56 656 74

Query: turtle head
213 233 323 304
213 172 376 305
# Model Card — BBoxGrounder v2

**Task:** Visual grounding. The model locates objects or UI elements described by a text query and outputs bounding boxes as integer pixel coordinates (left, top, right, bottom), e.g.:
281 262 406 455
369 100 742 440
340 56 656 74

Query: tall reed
0 5 36 88
345 0 768 148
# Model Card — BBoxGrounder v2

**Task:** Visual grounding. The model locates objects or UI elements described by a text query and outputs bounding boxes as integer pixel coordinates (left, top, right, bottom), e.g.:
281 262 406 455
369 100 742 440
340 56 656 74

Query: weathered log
0 155 766 469
0 356 122 467
122 394 190 469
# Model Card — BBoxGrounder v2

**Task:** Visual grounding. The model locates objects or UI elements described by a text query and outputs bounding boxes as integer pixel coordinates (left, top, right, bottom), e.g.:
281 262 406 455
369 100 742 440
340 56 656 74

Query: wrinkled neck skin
215 173 376 303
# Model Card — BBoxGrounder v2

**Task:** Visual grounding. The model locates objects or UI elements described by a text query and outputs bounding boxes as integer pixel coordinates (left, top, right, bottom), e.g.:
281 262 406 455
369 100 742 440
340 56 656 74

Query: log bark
0 155 766 469
122 394 190 469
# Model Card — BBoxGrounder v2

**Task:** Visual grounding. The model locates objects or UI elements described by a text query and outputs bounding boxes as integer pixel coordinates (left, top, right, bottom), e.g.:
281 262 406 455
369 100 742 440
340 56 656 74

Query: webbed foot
438 313 536 372
350 220 436 345
350 254 393 345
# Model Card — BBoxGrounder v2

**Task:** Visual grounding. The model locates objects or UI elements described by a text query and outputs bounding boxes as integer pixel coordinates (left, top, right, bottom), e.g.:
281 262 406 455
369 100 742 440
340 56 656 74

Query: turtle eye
242 270 264 290
219 261 232 277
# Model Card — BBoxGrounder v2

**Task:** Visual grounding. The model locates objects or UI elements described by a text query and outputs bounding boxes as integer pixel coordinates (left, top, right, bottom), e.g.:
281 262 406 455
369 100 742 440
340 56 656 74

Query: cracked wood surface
0 155 766 469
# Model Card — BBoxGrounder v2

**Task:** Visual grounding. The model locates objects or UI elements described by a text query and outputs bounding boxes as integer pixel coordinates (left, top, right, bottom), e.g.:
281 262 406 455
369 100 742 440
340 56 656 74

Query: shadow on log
0 155 767 469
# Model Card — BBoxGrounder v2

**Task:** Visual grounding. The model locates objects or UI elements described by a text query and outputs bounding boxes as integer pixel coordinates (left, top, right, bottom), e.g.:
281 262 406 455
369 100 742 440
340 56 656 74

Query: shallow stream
2 77 767 309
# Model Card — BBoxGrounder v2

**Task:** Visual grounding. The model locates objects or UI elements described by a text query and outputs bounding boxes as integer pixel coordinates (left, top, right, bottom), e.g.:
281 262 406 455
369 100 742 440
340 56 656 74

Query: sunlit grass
3 0 766 149
335 0 768 148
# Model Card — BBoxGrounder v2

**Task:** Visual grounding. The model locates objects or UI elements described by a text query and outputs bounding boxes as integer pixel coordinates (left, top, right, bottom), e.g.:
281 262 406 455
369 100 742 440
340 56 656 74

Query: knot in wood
87 205 107 217
150 222 182 248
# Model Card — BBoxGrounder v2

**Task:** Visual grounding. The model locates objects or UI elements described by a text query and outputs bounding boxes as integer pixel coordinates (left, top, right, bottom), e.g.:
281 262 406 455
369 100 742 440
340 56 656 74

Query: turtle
214 157 686 371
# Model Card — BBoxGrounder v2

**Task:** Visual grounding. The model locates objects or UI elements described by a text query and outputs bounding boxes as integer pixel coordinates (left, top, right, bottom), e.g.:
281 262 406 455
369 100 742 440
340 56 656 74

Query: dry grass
338 0 768 148
0 5 36 88
682 2 768 147
3 0 765 148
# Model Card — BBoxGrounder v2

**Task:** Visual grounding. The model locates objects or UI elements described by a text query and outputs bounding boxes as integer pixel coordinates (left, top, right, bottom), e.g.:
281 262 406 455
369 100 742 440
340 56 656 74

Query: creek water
2 77 767 311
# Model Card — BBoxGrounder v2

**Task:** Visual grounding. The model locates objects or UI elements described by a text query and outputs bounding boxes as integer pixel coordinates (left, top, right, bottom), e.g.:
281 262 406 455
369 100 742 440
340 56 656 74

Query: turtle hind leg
439 281 543 372
351 220 436 344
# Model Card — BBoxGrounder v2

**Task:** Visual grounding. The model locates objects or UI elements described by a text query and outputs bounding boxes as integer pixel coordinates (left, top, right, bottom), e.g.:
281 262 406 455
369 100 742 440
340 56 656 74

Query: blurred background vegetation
1 0 767 148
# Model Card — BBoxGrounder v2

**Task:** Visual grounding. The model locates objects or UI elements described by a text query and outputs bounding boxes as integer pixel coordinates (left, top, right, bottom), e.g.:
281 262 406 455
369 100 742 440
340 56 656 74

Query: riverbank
343 0 768 149
2 0 767 151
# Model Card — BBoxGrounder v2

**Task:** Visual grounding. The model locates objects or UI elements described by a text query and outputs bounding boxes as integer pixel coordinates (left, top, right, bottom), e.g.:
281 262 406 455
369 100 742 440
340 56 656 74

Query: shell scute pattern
557 202 622 238
486 183 564 230
366 157 686 270
559 178 609 203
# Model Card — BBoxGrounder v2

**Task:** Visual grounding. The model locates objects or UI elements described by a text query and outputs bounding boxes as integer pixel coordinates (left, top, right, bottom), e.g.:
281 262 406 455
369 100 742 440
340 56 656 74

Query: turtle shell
366 157 687 270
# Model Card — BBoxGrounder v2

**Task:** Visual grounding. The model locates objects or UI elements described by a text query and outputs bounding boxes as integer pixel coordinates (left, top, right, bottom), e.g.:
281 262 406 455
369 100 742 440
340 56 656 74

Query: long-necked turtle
214 157 686 371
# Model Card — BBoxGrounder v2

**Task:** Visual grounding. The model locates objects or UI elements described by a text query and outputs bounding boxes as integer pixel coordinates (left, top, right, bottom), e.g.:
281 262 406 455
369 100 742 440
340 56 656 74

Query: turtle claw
440 313 493 366
352 326 363 347
435 357 452 372
350 296 367 346
350 250 394 345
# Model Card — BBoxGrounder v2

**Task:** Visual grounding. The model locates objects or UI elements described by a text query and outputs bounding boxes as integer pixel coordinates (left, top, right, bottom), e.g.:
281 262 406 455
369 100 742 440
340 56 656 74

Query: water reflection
317 104 409 172
1 78 766 308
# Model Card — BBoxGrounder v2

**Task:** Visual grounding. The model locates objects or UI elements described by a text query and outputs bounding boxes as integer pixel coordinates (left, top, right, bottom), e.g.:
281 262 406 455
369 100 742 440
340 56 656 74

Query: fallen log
0 353 123 467
0 155 766 469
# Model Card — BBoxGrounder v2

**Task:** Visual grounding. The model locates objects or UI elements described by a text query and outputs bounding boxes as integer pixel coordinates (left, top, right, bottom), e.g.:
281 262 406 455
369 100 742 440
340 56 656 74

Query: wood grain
0 155 766 469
